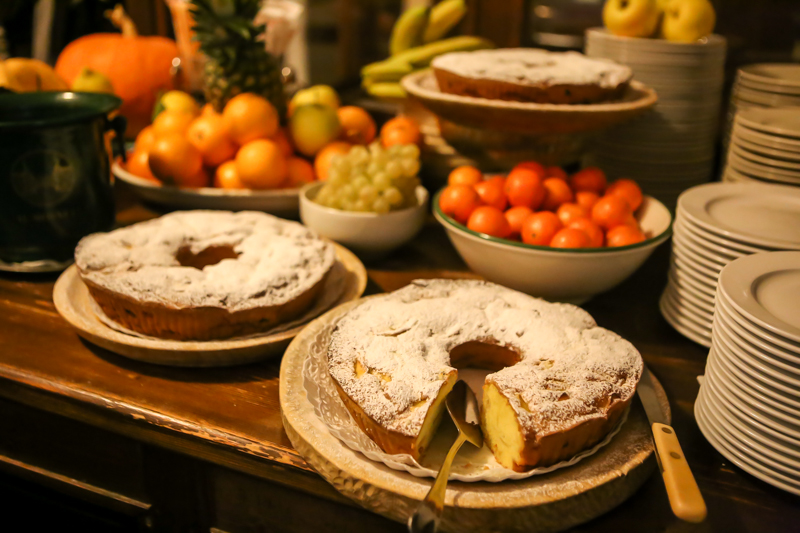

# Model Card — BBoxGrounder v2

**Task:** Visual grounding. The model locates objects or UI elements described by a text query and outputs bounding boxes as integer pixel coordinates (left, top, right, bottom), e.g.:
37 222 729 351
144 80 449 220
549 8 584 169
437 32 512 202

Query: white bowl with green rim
433 191 672 304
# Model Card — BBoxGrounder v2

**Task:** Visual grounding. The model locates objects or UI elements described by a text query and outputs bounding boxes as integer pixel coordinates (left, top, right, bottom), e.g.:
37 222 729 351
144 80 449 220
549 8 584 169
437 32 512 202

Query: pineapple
190 0 286 117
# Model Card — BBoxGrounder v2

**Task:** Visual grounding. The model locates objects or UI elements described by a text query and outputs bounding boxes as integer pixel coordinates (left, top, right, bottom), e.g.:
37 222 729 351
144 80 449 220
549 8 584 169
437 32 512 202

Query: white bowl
434 193 672 304
300 182 428 258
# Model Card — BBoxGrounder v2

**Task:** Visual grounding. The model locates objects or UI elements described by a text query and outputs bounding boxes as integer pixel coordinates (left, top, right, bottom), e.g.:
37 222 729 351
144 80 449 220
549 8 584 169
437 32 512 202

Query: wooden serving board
53 244 367 367
280 300 671 532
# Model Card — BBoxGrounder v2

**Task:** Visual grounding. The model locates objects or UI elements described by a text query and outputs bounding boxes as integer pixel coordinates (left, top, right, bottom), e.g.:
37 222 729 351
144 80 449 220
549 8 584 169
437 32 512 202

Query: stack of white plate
696 251 800 495
724 64 800 151
660 182 800 347
723 106 800 187
583 28 726 209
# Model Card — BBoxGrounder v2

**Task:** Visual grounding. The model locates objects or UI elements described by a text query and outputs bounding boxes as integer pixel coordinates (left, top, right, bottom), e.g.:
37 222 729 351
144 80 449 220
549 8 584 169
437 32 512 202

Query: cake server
408 380 483 533
638 365 707 523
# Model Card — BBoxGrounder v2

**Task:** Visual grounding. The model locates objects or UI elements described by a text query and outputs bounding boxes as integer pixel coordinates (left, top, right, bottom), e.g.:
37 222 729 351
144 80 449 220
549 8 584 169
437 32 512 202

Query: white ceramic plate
732 137 800 162
113 162 301 217
668 267 717 303
667 270 716 307
736 106 800 138
731 144 800 170
673 219 744 259
659 292 712 347
719 252 800 343
738 64 800 90
672 238 727 270
733 123 800 151
586 28 727 53
678 182 800 250
727 152 800 183
701 375 800 448
674 214 770 254
662 284 715 325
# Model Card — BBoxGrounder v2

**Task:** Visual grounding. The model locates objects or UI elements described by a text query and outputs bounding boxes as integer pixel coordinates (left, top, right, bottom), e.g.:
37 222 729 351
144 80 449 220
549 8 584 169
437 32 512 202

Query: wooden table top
1 192 799 532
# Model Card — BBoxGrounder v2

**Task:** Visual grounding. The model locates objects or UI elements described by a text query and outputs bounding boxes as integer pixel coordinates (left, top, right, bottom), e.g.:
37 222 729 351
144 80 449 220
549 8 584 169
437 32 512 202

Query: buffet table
1 191 798 532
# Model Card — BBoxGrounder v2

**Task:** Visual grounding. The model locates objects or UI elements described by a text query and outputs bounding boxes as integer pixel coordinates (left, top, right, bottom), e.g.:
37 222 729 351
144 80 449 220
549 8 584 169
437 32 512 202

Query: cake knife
408 380 483 533
638 365 707 523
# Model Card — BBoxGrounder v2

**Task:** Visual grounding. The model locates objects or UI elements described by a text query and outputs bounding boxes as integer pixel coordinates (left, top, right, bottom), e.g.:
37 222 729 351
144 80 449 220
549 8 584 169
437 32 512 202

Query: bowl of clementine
433 181 672 304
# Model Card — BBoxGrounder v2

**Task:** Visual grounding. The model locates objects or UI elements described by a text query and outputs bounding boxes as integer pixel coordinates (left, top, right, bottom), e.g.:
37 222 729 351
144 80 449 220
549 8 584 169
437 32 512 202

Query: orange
568 218 604 248
337 106 376 145
126 150 159 183
439 185 481 224
541 177 573 211
272 128 294 158
512 161 546 178
235 139 288 189
505 168 545 210
201 103 217 117
467 206 511 238
187 113 238 167
606 178 643 211
223 93 279 145
134 126 156 154
152 110 195 138
556 203 589 226
550 228 591 248
569 167 607 195
314 141 352 181
504 205 533 237
575 190 600 212
606 225 646 247
521 211 562 246
214 161 246 189
591 195 633 230
380 116 421 147
448 166 483 187
184 166 211 188
474 176 507 211
285 157 316 187
148 134 203 186
545 166 568 180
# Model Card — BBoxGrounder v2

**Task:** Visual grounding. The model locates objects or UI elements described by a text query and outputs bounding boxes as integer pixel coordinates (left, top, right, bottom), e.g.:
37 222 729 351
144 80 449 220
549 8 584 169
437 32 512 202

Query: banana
361 59 413 82
390 6 430 56
423 0 467 43
387 35 495 69
365 82 407 100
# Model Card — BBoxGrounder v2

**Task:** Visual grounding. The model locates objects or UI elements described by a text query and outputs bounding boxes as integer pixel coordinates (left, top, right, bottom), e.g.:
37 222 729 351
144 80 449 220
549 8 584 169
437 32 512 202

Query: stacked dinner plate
696 251 800 495
724 64 800 152
660 182 800 347
723 106 800 188
584 28 726 209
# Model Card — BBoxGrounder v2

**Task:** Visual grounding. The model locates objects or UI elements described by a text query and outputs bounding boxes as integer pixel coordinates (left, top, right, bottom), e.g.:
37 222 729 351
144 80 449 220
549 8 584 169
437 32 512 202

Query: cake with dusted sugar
75 210 336 341
432 48 633 104
327 279 642 471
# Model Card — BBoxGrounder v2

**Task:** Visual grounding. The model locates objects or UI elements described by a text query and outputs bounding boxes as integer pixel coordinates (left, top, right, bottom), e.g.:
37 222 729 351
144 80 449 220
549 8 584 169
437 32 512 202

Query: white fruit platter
113 162 300 217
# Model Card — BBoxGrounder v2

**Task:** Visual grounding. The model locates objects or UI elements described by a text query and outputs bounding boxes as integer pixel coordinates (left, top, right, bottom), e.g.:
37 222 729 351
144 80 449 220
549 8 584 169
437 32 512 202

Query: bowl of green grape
300 142 428 258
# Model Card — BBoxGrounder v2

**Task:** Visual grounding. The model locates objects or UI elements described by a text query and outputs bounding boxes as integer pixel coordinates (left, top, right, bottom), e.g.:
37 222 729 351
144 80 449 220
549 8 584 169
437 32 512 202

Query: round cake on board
280 297 669 532
75 210 336 340
327 279 643 471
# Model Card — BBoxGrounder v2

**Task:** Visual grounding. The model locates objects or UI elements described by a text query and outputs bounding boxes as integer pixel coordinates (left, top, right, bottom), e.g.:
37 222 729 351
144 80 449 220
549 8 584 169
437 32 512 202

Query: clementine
505 168 545 210
606 225 646 247
606 179 643 211
187 113 238 167
286 157 316 187
569 167 607 194
541 177 573 211
134 126 156 154
439 185 481 224
521 211 562 246
223 93 279 145
152 110 194 137
448 166 483 187
272 128 294 158
235 139 288 189
474 176 507 211
550 228 590 248
148 134 204 186
338 106 377 145
214 161 246 189
126 150 159 183
314 141 352 181
380 116 421 147
504 205 533 236
591 195 633 230
556 203 589 226
467 206 511 238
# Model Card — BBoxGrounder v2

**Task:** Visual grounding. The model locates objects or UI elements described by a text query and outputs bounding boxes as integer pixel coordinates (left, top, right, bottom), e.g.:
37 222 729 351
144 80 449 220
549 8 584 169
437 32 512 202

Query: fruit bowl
300 181 428 259
434 192 672 304
112 162 300 217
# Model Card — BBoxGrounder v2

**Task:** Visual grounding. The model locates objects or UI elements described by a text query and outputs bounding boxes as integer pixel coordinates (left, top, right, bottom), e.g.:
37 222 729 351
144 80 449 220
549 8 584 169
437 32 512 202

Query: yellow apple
288 85 340 117
661 0 716 42
603 0 660 38
289 104 341 157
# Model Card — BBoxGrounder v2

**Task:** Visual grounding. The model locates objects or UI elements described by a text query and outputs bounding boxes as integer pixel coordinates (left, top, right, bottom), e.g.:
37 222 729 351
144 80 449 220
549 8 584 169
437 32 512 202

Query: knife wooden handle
652 422 707 523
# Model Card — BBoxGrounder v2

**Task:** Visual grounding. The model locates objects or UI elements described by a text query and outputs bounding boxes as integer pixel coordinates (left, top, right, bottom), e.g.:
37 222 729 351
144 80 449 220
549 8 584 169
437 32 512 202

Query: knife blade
638 365 707 523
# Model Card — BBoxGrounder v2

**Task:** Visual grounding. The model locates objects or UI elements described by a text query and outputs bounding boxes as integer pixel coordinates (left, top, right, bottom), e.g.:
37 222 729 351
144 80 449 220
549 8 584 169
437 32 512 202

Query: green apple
661 0 716 42
288 85 340 117
603 0 660 38
289 104 341 156
71 67 114 94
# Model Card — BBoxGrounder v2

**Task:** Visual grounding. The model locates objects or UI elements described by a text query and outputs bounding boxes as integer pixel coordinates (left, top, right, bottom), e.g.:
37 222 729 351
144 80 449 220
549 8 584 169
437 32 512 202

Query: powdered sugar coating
75 210 336 311
328 279 642 438
431 49 632 89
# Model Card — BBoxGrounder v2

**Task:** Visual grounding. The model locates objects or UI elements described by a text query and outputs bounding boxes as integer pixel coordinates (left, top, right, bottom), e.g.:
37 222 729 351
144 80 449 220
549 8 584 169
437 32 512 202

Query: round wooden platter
280 299 671 532
401 69 658 135
53 244 367 367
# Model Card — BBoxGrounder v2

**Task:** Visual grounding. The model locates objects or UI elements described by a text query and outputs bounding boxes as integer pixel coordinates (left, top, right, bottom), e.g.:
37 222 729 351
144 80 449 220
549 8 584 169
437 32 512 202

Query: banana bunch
362 0 493 99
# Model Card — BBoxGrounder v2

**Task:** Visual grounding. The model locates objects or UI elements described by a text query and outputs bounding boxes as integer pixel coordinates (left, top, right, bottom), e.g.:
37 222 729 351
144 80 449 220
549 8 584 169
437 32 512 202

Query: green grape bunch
314 142 422 214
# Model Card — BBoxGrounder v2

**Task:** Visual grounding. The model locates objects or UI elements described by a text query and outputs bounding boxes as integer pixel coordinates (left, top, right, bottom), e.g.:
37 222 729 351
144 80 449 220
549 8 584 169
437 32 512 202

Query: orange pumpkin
55 5 178 137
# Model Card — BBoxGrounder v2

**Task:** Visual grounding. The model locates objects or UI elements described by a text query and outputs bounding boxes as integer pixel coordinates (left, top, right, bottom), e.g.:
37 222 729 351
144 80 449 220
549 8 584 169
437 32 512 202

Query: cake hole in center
176 245 240 270
448 341 522 406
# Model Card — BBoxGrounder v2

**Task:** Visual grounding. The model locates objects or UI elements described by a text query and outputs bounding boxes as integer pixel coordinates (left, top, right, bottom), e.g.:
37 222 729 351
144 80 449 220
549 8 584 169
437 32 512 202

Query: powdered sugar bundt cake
327 279 643 471
75 210 336 340
432 49 632 104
